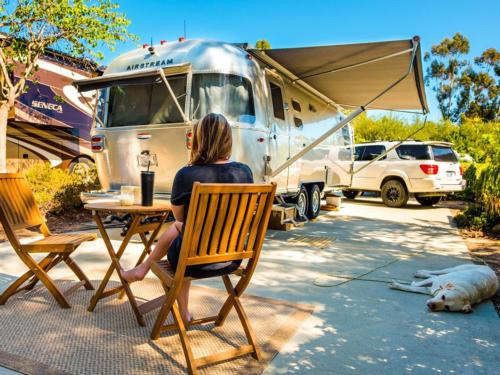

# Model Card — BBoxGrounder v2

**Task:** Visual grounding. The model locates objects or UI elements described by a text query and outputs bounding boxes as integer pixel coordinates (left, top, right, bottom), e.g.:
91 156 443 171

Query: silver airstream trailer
75 37 428 219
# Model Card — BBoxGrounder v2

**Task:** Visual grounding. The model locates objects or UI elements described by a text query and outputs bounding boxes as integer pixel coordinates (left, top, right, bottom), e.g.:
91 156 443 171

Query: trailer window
106 74 187 127
191 74 255 123
269 82 285 120
292 99 302 112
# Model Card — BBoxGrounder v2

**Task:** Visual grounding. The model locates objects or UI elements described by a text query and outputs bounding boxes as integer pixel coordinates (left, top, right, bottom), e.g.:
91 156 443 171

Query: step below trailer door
267 80 289 189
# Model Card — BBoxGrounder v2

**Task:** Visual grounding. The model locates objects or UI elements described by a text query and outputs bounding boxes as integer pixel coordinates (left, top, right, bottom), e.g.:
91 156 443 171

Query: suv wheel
381 179 408 208
343 190 361 200
295 186 308 221
415 196 442 206
306 184 321 219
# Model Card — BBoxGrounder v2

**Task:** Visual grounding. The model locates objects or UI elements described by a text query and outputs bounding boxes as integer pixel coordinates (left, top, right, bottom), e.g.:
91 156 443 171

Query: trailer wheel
295 186 308 221
306 184 321 219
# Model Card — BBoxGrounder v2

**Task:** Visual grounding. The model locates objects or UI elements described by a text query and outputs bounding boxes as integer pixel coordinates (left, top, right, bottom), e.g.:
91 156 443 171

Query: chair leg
0 268 35 304
150 285 179 340
64 254 94 290
221 275 261 360
23 253 71 308
215 274 249 327
0 254 56 304
24 254 62 291
172 302 198 375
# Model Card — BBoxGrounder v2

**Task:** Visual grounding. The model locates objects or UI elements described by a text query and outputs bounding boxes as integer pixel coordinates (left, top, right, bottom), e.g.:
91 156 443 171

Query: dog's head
426 283 472 313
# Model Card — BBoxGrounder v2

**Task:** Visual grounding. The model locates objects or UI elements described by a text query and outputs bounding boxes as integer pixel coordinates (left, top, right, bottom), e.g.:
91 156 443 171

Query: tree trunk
0 102 9 173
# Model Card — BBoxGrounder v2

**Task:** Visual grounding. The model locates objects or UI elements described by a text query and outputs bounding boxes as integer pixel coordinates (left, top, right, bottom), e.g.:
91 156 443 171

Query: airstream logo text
31 100 63 113
126 59 173 71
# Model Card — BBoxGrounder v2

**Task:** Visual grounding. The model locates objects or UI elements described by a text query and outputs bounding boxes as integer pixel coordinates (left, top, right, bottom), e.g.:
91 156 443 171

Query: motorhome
75 37 428 219
8 47 97 172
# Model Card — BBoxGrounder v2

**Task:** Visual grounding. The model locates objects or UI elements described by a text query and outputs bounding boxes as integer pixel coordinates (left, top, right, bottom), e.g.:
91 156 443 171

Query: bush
455 204 492 231
24 163 100 215
475 164 500 221
454 163 500 231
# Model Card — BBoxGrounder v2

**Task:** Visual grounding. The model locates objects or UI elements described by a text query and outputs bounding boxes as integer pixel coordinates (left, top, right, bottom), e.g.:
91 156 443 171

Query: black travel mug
141 171 155 206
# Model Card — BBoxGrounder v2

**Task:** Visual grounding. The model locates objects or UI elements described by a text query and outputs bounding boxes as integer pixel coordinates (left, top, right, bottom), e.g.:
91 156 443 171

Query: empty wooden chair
0 173 96 308
151 182 276 374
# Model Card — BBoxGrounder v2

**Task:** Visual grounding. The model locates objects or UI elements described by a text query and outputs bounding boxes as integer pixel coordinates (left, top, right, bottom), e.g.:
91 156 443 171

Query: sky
100 0 500 121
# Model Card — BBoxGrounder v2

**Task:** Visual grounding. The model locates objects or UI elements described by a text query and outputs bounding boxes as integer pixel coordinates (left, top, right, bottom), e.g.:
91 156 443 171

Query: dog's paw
414 270 430 278
388 281 399 289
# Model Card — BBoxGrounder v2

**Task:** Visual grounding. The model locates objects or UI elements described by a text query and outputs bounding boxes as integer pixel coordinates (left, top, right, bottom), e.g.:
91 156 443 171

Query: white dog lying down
389 264 498 313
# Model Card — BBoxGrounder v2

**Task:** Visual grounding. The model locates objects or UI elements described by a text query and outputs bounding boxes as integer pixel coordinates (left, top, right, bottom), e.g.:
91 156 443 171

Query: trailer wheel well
302 182 325 192
69 155 95 174
380 176 407 192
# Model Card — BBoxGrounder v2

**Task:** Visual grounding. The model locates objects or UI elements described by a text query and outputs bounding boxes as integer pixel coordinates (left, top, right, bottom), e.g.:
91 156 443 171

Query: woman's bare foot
121 265 148 283
181 312 193 326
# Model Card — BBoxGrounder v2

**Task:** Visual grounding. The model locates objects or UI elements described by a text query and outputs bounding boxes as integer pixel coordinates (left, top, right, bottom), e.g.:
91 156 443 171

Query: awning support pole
158 68 188 122
81 94 106 128
352 116 427 175
269 38 420 178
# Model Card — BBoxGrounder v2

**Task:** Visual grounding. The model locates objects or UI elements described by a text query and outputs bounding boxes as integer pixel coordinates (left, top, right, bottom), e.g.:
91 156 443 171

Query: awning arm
269 37 421 178
158 68 188 122
352 117 427 175
80 93 106 128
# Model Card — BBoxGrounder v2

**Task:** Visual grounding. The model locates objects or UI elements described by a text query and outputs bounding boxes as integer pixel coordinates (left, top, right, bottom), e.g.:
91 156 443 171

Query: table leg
87 213 147 326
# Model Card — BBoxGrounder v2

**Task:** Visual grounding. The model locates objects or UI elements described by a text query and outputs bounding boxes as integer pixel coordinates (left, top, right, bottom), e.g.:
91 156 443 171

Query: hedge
24 162 100 215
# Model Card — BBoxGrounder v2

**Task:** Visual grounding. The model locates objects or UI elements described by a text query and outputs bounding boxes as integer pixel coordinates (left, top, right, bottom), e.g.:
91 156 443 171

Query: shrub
475 164 500 221
455 204 492 231
24 162 100 215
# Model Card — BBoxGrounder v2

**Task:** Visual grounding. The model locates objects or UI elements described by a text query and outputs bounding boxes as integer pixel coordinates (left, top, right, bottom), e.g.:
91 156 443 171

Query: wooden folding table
85 201 171 326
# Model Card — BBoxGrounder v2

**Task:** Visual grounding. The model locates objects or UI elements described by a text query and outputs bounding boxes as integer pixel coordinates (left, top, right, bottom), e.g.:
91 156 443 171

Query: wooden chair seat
21 233 97 253
0 173 95 309
150 182 276 374
152 260 245 287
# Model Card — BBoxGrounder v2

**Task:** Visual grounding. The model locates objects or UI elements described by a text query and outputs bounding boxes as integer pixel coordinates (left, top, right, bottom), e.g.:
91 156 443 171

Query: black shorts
167 235 242 279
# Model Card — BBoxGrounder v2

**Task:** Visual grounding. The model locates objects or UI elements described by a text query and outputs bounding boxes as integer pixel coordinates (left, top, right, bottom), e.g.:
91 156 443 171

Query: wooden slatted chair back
0 174 46 247
176 183 276 272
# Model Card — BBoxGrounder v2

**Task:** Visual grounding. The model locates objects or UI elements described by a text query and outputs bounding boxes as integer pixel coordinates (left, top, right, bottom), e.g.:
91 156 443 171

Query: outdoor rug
0 277 313 375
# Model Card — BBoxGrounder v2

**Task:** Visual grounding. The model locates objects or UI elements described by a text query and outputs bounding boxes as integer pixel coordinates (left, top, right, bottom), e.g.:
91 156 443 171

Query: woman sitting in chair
122 113 253 323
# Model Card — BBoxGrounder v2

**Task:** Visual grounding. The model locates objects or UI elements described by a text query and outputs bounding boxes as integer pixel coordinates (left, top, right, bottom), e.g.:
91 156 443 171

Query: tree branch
0 49 14 91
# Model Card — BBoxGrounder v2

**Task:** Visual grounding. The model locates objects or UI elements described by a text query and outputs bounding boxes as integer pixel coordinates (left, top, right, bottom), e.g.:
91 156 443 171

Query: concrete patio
1 198 499 374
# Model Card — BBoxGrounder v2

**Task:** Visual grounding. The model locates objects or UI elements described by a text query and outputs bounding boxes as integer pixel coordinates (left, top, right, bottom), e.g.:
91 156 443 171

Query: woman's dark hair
190 113 232 165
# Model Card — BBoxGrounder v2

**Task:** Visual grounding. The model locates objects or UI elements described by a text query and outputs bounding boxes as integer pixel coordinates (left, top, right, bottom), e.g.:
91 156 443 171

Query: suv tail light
91 135 105 152
459 165 463 176
186 130 193 150
420 164 439 175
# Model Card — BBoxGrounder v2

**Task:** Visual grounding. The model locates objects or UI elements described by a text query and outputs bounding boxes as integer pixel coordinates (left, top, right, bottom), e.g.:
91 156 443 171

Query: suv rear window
354 145 386 161
431 146 458 162
396 145 431 160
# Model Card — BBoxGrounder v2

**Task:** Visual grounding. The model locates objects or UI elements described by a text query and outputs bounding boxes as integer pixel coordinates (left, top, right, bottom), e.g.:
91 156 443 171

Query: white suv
343 141 465 207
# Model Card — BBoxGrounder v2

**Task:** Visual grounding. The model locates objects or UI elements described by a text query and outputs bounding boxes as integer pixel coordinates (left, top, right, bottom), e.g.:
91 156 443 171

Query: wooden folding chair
0 173 96 308
150 182 276 374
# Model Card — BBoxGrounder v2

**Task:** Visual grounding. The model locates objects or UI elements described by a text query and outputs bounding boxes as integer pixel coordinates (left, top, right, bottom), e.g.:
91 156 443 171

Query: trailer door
267 80 290 188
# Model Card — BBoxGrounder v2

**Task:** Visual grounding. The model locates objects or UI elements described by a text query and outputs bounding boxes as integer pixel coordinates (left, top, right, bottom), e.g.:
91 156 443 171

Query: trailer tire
343 190 361 199
381 179 408 208
306 184 321 219
295 186 308 221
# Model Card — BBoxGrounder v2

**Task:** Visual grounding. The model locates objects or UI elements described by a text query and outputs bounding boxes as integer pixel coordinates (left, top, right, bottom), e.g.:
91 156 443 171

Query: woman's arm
171 204 185 223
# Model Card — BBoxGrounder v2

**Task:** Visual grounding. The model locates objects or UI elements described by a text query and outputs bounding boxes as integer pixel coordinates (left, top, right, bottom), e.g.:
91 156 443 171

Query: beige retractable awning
250 38 428 113
73 63 191 91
